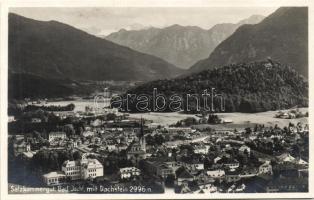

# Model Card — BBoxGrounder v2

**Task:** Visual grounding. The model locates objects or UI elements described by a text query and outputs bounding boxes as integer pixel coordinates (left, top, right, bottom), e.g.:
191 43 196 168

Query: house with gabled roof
176 168 194 186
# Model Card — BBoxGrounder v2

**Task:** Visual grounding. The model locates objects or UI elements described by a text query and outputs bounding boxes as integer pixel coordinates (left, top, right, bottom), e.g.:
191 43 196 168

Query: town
8 99 309 194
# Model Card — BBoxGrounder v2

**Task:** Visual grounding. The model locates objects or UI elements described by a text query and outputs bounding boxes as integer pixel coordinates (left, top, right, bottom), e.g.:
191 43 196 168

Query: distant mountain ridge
106 15 264 69
9 13 183 82
188 7 308 77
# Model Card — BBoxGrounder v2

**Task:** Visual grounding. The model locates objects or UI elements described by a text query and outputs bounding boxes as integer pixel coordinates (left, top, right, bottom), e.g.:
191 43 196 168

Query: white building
214 156 222 164
8 116 15 122
105 144 117 152
258 161 273 175
147 123 161 129
42 171 66 186
80 159 104 180
206 169 225 178
276 153 296 163
82 131 95 137
294 158 308 166
221 118 233 123
91 119 102 127
61 158 103 180
119 167 141 179
31 118 42 123
224 160 240 171
183 161 204 172
62 160 81 180
49 132 67 142
193 145 208 154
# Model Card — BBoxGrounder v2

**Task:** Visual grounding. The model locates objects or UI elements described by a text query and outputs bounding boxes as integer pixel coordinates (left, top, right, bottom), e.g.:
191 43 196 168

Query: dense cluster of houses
9 106 309 193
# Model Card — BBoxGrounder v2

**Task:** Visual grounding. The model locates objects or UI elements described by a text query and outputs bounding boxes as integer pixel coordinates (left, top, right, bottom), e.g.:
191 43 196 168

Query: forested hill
124 60 308 113
9 72 75 99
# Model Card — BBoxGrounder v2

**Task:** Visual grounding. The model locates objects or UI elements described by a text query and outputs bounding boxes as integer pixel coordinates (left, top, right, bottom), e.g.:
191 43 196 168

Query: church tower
139 118 146 152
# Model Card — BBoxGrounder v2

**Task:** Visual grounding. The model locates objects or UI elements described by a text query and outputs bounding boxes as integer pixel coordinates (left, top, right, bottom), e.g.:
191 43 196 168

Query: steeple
139 118 146 152
140 117 144 138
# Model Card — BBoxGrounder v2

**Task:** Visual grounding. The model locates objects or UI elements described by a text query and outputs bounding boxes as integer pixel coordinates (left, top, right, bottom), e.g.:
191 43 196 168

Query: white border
0 0 313 199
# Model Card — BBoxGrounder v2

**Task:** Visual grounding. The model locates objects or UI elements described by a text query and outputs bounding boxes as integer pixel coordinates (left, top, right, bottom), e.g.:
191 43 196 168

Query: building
259 161 273 175
214 156 222 163
195 172 215 186
127 143 147 164
294 158 308 167
225 171 241 183
239 168 258 178
117 143 128 152
42 171 66 186
31 118 42 123
276 153 296 163
163 161 183 173
13 140 31 156
217 158 239 171
21 151 34 160
119 167 141 179
80 159 104 180
176 168 194 186
82 130 95 138
221 118 233 123
49 132 67 142
127 118 147 164
193 144 208 154
167 127 192 134
239 145 250 156
62 160 81 180
266 177 308 192
206 169 225 178
61 158 103 180
8 115 15 122
183 160 204 172
142 159 174 179
91 119 102 127
105 143 117 152
157 164 174 178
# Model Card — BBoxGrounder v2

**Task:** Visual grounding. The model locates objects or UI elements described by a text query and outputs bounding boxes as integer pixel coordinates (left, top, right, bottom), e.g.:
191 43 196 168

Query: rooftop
43 171 66 178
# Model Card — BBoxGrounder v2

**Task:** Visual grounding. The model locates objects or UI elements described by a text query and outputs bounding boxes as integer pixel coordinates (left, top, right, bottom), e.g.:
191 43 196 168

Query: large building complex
43 158 103 185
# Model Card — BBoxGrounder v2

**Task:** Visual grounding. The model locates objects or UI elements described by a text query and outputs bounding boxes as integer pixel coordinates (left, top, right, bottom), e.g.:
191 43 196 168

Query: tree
106 113 116 121
207 114 221 124
184 117 197 126
73 151 82 160
165 174 175 187
63 124 75 137
154 134 165 145
245 127 252 135
204 157 213 169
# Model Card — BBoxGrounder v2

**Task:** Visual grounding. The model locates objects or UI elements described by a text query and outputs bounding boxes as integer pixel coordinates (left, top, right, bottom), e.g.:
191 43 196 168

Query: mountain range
189 7 308 77
9 13 183 82
9 7 308 103
106 15 264 69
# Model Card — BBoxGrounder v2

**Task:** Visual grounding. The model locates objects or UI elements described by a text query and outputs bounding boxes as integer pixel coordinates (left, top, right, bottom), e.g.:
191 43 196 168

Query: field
129 108 308 129
37 100 308 129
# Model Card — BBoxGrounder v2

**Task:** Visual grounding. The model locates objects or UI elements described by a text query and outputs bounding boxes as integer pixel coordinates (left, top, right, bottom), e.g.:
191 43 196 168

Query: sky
10 7 278 36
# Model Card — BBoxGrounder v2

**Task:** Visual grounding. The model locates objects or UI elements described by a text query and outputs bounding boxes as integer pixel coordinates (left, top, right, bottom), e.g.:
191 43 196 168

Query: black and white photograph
1 0 313 199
